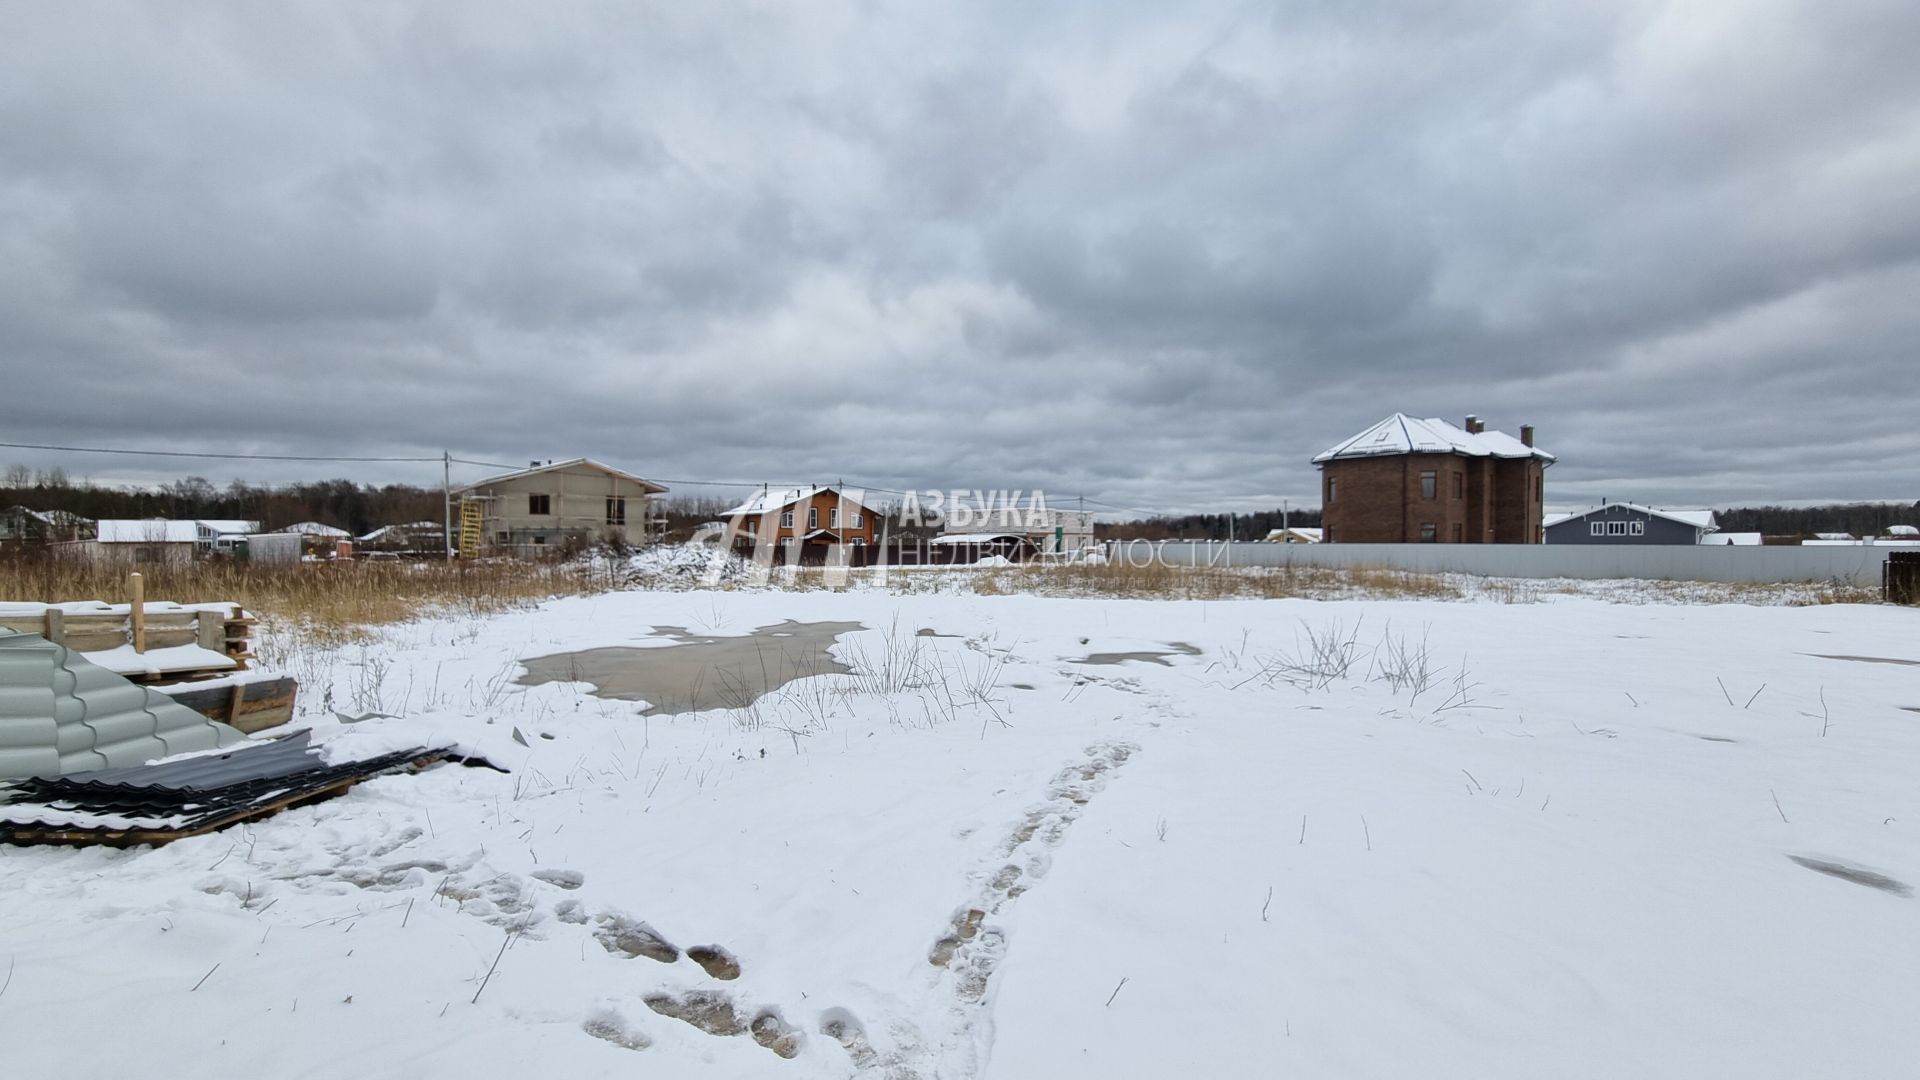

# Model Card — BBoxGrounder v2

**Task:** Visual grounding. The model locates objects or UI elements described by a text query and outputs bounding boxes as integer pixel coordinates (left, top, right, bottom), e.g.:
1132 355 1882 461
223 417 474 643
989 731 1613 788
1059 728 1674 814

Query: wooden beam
129 572 145 654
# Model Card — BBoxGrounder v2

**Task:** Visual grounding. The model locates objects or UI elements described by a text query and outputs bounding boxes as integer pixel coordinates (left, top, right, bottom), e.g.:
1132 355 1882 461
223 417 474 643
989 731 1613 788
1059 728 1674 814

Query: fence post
129 571 146 654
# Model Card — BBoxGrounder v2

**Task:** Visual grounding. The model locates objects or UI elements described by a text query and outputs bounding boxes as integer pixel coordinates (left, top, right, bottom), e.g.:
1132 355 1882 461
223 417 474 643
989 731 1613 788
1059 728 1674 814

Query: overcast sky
2 1 1915 515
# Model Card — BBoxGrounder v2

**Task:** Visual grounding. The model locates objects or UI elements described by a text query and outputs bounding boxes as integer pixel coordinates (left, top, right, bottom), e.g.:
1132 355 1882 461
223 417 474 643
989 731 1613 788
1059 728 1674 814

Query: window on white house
781 510 794 528
532 534 547 545
606 497 626 525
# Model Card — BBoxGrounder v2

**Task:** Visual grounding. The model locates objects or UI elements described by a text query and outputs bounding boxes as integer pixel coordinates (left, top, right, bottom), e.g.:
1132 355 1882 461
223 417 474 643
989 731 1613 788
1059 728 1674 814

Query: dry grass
0 547 616 649
933 561 1466 601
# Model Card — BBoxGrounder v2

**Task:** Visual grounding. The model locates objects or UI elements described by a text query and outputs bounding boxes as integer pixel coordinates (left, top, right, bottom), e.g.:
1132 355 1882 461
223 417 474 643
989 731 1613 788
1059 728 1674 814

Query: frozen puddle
1072 642 1201 667
517 620 865 715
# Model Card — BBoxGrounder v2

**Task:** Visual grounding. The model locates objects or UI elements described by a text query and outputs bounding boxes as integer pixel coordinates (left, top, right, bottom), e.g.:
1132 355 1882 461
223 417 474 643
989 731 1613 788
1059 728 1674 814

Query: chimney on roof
529 460 540 468
1520 424 1535 447
1464 415 1484 434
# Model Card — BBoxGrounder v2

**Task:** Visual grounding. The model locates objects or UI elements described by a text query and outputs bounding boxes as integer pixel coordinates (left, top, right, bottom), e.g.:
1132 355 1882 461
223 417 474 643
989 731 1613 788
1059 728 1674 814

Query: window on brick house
1420 523 1437 543
829 507 839 528
851 509 863 527
1328 478 1337 504
606 497 626 525
808 506 819 529
1536 474 1543 501
1453 472 1464 499
1421 471 1437 499
528 494 551 516
781 510 794 528
1452 522 1463 542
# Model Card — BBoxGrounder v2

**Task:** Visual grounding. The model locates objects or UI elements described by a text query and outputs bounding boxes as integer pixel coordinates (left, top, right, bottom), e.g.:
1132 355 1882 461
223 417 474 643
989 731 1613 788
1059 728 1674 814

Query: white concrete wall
1110 540 1894 585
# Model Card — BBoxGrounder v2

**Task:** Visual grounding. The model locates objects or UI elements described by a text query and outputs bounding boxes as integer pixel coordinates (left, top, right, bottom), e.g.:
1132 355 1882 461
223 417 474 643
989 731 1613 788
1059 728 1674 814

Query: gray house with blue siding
1543 503 1718 545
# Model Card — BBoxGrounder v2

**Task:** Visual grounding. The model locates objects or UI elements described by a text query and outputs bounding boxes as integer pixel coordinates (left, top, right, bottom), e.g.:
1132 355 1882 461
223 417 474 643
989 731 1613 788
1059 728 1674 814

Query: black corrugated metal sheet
0 731 443 846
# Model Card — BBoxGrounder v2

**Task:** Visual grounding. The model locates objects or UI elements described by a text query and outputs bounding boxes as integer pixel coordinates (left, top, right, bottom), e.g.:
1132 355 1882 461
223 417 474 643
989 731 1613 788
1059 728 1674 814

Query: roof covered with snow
930 532 1029 544
96 519 200 543
1545 503 1718 532
725 485 879 518
357 521 441 542
1312 414 1555 464
278 521 352 537
455 458 667 495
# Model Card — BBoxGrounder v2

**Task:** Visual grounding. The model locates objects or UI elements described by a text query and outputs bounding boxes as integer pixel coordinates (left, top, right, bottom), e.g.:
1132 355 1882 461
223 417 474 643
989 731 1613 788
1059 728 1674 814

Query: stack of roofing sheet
0 627 246 779
0 730 439 846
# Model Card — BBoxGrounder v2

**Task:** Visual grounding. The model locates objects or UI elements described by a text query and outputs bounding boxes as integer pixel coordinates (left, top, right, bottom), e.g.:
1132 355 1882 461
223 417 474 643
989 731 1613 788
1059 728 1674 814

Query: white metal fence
1108 541 1895 585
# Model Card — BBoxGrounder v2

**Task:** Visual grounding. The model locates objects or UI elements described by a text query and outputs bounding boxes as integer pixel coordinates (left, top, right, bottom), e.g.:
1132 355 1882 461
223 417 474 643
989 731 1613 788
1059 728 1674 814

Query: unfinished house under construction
451 459 668 557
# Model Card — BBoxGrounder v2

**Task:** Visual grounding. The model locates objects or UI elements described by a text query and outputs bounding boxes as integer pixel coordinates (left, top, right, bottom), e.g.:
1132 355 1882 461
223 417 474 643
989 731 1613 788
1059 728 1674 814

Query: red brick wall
1323 454 1542 544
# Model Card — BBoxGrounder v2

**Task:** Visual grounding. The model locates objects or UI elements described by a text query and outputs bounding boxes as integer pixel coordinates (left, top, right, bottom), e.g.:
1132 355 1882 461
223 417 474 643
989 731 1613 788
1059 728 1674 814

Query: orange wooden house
725 485 882 553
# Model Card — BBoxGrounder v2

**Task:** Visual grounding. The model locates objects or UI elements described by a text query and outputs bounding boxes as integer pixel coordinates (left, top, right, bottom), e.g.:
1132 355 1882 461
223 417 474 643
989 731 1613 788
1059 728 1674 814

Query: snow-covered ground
4 587 1918 1078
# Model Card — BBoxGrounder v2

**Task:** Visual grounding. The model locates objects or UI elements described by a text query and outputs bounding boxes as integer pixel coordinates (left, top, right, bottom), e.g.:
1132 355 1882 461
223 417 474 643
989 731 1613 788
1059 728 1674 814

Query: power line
0 440 442 464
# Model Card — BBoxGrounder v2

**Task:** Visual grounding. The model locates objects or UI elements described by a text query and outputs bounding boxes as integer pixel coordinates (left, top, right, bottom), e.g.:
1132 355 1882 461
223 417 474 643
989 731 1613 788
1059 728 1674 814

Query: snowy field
4 585 1918 1078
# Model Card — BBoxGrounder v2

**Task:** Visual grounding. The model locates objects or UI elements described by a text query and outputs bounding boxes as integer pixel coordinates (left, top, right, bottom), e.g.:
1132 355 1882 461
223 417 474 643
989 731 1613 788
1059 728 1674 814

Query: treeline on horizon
3 467 1915 541
1 468 441 539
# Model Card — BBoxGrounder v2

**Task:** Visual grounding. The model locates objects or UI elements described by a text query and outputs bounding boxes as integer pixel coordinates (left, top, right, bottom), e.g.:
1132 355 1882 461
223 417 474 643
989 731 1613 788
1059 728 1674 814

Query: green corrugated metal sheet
0 629 245 779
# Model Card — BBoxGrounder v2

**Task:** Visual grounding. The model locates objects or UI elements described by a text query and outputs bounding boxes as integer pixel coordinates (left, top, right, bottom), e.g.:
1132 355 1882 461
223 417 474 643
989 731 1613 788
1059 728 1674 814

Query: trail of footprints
928 741 1137 1010
598 740 1139 1070
232 742 1135 1068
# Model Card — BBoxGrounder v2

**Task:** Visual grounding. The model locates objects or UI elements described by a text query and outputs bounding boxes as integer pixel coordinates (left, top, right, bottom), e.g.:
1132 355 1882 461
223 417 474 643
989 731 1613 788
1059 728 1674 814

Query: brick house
1312 414 1553 543
725 485 881 554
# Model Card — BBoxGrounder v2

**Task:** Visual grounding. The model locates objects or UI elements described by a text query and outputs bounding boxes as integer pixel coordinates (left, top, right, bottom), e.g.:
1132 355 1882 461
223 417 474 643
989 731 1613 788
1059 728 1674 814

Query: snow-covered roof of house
96 519 199 543
1545 504 1717 532
1813 532 1855 541
278 522 352 537
4 507 93 526
724 485 878 518
455 458 667 495
1312 414 1555 464
357 521 441 542
1887 524 1919 537
930 532 1028 545
1263 526 1322 542
196 519 260 536
1701 532 1763 546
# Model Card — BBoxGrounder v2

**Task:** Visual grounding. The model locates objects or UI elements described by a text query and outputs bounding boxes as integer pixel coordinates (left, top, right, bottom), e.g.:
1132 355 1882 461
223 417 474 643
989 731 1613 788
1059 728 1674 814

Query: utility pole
443 450 453 560
1282 498 1289 541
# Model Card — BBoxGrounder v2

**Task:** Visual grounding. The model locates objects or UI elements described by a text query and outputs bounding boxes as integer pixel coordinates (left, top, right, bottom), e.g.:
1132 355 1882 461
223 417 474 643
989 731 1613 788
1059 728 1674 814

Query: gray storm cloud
1 0 1915 512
